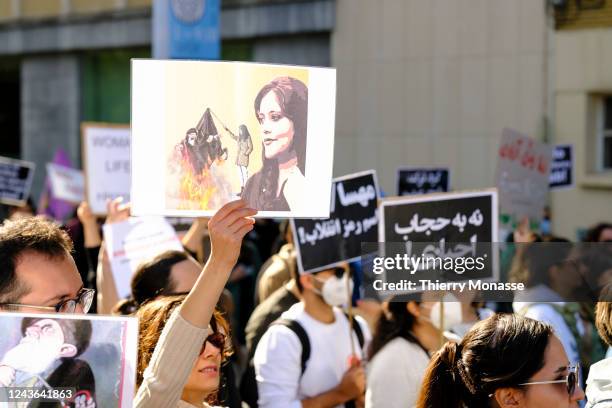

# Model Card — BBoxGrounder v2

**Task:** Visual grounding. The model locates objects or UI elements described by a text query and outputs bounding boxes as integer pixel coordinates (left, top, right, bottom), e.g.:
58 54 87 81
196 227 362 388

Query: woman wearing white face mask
365 293 465 408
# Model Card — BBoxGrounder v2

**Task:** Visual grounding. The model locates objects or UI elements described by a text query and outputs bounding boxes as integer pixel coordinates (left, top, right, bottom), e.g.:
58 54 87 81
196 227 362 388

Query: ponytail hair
417 313 552 408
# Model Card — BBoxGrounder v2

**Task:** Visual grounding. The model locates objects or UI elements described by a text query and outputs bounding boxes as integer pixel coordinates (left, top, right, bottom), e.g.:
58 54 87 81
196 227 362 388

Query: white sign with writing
103 217 184 299
46 163 85 204
82 123 131 214
0 157 35 206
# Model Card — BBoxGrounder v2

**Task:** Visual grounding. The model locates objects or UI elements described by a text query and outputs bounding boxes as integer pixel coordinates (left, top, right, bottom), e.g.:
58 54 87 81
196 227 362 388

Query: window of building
598 96 612 171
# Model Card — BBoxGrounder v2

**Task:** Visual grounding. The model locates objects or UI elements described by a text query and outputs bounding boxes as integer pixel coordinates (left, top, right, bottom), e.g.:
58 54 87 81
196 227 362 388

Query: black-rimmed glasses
0 288 96 313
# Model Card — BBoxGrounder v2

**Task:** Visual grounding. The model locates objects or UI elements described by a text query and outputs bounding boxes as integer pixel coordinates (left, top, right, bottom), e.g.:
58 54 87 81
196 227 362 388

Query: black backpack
240 313 365 408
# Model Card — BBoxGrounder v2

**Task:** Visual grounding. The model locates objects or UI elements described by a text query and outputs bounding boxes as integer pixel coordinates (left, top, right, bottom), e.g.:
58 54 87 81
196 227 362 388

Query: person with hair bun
242 76 308 211
417 313 585 408
113 250 199 315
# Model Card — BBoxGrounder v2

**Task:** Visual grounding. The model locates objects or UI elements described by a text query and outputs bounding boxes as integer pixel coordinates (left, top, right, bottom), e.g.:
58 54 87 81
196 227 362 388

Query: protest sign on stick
291 170 379 274
495 128 552 221
46 163 85 204
103 216 184 299
0 157 35 206
367 189 499 299
82 122 131 215
549 144 574 190
0 311 138 407
131 59 336 218
396 167 449 196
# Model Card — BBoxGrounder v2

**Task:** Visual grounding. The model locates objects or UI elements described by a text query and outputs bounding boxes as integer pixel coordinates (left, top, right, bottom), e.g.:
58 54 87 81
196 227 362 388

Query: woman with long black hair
242 76 308 211
417 313 585 408
365 295 462 408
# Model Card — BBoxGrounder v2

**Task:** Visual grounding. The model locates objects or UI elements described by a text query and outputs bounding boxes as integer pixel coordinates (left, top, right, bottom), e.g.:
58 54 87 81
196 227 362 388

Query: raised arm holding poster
0 157 35 206
102 216 184 299
291 170 380 274
131 59 336 218
82 123 131 215
396 167 449 196
0 312 137 408
495 128 552 222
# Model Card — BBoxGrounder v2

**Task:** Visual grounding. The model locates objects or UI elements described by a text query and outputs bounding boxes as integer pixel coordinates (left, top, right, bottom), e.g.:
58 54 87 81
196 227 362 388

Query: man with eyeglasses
0 217 94 314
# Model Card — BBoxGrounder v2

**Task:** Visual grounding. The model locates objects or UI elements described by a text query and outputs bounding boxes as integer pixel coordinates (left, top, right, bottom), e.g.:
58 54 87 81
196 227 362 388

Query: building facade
0 0 333 199
0 0 609 238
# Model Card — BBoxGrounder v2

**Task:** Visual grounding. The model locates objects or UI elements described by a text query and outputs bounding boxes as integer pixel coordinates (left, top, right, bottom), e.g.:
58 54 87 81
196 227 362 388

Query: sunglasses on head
518 365 579 396
200 332 226 355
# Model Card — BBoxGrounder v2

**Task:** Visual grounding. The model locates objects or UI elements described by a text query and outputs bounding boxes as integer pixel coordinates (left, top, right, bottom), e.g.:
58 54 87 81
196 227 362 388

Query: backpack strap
272 318 311 375
344 312 365 350
271 314 365 376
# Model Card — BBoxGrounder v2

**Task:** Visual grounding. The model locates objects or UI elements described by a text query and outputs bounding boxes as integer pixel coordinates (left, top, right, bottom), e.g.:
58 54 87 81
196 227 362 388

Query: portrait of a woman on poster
242 76 308 211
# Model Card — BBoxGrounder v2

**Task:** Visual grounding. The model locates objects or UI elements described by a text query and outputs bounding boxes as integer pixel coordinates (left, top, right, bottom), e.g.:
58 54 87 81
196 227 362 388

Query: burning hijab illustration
179 108 228 175
172 107 233 209
242 76 308 211
0 317 96 407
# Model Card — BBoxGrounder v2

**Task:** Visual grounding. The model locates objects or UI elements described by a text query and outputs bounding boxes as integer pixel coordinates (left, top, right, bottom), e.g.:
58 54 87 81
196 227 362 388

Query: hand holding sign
207 199 257 269
105 197 131 225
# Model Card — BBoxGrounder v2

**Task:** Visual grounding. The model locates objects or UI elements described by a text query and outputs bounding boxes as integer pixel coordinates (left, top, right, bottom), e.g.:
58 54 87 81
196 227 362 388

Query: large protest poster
46 163 85 204
291 170 379 274
495 128 552 221
131 59 336 218
82 123 131 215
0 312 138 407
103 216 184 299
396 167 449 196
0 157 35 206
367 190 499 298
549 144 574 190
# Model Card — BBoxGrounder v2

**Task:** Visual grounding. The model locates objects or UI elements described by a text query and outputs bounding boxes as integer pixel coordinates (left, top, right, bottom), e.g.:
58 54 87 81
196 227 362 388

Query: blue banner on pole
153 0 220 60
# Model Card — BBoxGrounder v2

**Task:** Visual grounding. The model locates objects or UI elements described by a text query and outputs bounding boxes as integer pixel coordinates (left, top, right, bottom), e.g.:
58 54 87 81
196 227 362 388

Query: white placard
0 311 138 407
102 216 184 299
82 123 131 214
131 59 336 218
46 163 85 204
0 156 35 206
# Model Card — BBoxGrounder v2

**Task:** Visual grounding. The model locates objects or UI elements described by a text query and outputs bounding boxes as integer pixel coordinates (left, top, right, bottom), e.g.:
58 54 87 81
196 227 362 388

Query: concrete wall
21 55 81 198
552 28 612 239
331 0 552 199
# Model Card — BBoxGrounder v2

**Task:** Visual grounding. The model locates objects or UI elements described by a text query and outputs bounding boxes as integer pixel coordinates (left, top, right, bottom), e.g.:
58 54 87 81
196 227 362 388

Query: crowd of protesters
0 197 610 408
